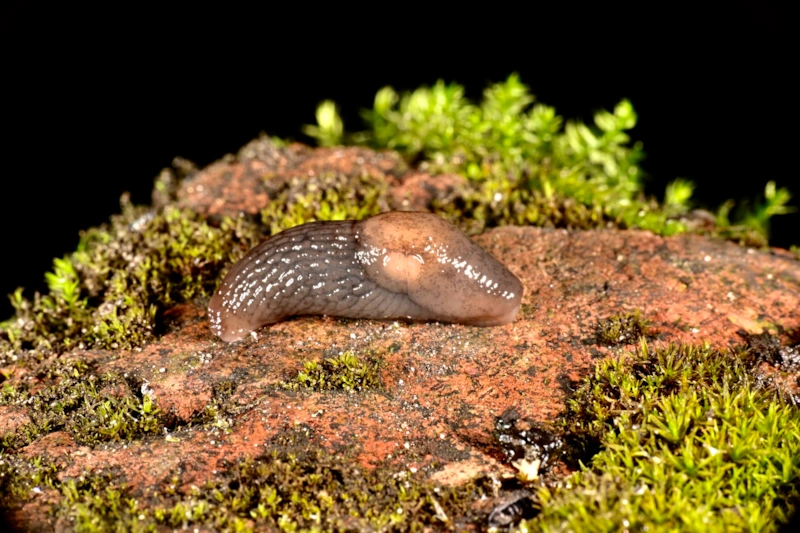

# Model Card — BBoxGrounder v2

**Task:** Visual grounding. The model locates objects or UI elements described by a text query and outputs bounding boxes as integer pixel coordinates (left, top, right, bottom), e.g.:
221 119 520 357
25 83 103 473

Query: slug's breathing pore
208 212 523 342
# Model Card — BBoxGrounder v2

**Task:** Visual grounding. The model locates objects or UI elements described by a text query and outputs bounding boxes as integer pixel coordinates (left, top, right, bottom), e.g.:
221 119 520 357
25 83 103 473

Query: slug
208 212 523 342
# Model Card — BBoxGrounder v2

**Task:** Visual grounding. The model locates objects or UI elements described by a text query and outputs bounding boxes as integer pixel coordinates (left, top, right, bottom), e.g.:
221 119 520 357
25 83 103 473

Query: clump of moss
714 180 797 245
596 310 652 346
427 178 620 236
0 454 59 501
55 471 160 533
260 172 389 234
526 341 800 531
35 426 496 533
0 200 260 358
149 449 472 531
280 351 382 393
0 358 164 451
306 74 794 244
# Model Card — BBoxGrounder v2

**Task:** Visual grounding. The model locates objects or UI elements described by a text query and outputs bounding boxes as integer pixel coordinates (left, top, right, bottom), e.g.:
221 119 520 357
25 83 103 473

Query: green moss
0 201 260 357
148 445 484 532
302 100 343 147
306 74 794 244
280 351 382 393
523 340 800 532
715 181 797 241
56 471 158 533
0 358 164 451
260 172 389 234
596 310 652 346
0 453 59 501
432 181 616 235
4 340 799 531
11 427 493 533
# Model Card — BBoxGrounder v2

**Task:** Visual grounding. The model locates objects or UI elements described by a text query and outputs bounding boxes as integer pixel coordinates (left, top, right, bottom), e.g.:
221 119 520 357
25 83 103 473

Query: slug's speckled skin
208 212 523 342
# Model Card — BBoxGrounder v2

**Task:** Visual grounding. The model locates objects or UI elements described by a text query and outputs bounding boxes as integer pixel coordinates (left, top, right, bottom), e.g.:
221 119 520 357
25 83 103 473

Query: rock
176 136 408 219
0 406 31 436
2 142 799 530
16 228 800 489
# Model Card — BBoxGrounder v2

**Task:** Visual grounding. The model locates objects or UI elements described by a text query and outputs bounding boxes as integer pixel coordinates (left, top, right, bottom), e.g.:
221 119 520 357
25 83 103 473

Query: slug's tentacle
209 212 523 342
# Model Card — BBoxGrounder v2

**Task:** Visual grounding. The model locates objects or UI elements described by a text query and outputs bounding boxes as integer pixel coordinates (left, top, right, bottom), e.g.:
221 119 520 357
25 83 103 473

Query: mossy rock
1 75 799 531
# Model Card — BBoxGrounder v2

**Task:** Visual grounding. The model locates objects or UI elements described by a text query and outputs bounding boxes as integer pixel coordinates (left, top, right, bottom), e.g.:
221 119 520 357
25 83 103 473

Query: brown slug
208 211 523 342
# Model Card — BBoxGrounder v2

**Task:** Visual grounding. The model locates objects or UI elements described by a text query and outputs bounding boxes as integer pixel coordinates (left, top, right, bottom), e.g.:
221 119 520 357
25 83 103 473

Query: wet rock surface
2 142 799 530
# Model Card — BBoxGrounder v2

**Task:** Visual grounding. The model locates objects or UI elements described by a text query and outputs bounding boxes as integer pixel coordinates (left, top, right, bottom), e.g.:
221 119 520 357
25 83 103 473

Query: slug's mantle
1 141 799 531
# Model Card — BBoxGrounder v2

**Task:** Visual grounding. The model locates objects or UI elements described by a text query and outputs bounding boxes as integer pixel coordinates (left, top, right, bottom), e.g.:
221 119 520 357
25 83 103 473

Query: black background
2 4 796 321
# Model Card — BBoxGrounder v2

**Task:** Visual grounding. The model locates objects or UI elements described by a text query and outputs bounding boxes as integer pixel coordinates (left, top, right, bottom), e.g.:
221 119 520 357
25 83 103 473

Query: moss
302 100 343 147
3 339 799 531
306 74 794 245
260 171 389 234
9 427 496 533
0 200 260 358
432 183 615 236
596 310 652 346
715 181 797 242
364 78 682 237
55 470 156 533
147 444 486 532
0 357 164 451
280 351 383 393
522 340 800 532
0 453 59 501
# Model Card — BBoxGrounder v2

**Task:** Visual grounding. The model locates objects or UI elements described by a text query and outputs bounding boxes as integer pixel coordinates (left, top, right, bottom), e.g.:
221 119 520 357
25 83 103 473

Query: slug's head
355 212 522 326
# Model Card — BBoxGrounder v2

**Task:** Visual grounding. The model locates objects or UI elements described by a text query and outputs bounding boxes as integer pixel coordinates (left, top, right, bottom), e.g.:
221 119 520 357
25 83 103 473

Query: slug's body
209 212 522 342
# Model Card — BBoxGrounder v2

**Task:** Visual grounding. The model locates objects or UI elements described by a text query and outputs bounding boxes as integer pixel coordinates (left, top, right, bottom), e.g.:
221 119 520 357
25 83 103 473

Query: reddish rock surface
3 141 799 530
12 228 800 502
174 136 473 219
176 138 409 218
